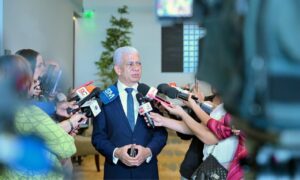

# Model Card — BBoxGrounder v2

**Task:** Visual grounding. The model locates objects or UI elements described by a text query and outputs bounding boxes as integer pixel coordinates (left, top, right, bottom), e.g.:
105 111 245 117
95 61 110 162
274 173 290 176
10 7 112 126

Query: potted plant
95 5 133 88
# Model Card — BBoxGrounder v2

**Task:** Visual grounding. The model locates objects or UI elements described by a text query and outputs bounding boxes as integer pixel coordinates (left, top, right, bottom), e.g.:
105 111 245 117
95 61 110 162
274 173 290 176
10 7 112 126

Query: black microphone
157 83 213 114
136 93 155 128
77 87 101 106
157 83 198 101
137 83 172 106
67 87 102 115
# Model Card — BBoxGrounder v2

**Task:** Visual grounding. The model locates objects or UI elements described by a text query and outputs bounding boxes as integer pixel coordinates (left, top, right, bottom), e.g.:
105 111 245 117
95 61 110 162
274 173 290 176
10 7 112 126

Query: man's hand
56 101 79 117
115 144 137 166
132 145 152 166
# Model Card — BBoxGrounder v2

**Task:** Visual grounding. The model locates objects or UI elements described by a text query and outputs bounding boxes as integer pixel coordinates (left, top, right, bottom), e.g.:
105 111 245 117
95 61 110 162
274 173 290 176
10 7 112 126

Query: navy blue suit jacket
92 89 167 179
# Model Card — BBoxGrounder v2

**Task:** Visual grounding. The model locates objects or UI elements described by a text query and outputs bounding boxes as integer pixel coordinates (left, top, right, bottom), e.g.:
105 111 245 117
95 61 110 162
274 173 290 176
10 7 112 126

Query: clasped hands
115 144 152 167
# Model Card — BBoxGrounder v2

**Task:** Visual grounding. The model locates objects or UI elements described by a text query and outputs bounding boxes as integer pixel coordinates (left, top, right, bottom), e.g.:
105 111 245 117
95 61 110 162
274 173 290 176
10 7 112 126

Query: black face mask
204 94 217 102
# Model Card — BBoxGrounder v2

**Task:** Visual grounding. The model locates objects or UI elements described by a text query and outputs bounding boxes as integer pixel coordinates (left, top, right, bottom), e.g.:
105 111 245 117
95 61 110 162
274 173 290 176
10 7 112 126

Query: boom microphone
136 93 155 128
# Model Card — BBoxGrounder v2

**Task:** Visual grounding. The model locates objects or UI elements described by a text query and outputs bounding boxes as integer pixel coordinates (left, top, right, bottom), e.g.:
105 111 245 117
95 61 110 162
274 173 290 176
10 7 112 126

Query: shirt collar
117 80 138 93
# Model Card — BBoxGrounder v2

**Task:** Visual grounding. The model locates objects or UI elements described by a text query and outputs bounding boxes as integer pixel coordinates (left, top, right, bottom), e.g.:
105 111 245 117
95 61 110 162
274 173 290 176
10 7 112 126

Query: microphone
158 83 213 114
136 93 155 128
68 85 119 116
80 99 102 118
137 83 172 106
67 85 102 117
199 102 213 114
99 85 119 104
157 83 198 101
77 86 101 107
68 81 95 102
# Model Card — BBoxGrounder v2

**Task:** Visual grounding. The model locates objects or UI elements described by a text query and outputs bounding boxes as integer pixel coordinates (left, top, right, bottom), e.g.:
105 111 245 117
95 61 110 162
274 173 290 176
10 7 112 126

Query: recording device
136 93 155 128
38 64 62 98
137 83 172 106
127 145 138 158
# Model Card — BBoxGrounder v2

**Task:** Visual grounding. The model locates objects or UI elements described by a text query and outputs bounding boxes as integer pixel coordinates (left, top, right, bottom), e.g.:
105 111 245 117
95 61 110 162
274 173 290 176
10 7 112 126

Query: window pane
183 23 202 73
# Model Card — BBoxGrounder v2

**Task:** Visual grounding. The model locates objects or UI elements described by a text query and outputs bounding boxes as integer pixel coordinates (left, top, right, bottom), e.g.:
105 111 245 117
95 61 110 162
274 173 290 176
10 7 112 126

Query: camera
39 64 62 98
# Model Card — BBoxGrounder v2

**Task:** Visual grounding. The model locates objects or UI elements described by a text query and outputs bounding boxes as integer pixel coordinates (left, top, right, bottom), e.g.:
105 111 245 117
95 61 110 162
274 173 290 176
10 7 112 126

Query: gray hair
113 46 139 65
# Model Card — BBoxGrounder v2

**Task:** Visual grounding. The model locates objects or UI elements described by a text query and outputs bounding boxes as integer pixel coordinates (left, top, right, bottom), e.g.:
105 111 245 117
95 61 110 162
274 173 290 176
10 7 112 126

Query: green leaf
95 5 133 89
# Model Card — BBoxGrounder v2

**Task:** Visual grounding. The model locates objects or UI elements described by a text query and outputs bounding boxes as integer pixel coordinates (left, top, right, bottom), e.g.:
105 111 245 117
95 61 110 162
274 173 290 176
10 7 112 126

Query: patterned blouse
0 105 76 180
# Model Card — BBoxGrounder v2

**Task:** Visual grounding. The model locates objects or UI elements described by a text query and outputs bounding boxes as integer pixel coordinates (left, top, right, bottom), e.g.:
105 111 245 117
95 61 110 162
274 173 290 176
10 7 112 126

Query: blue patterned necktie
125 88 135 131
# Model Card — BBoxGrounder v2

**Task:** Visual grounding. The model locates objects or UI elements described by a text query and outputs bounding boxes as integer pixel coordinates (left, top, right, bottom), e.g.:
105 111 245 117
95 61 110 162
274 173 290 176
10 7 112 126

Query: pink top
207 113 248 180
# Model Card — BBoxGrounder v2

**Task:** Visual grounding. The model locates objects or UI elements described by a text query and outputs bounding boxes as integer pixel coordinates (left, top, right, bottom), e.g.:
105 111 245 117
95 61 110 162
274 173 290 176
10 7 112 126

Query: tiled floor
73 130 190 179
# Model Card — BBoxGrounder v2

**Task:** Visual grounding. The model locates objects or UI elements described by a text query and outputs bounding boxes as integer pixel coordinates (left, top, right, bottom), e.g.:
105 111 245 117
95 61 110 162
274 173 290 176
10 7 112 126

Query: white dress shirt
112 80 152 164
117 80 139 124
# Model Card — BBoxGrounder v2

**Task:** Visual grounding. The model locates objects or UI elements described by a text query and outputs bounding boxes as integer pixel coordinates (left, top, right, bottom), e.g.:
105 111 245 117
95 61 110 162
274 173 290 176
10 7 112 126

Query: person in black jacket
177 108 204 180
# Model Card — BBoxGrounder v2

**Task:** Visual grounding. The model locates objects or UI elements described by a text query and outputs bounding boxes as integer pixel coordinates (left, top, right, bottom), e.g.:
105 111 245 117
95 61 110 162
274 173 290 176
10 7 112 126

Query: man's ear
114 65 121 76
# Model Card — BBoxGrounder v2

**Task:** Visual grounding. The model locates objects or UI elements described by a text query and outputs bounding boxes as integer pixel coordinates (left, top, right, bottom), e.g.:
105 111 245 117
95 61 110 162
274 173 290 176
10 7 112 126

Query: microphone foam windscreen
86 85 96 93
137 83 150 96
157 83 170 94
165 87 178 99
136 93 144 104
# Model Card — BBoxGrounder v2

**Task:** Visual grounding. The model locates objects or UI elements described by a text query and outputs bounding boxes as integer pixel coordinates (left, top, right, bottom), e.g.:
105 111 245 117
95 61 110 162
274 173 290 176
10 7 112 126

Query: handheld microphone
158 84 213 114
137 83 172 106
136 93 155 128
157 83 198 101
81 99 102 118
77 86 101 107
68 81 95 102
67 85 102 117
99 85 119 104
74 80 94 91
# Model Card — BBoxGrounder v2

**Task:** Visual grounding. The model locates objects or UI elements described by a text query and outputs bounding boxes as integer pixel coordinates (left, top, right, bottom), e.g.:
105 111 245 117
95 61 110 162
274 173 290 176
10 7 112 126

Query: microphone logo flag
146 87 158 99
76 86 89 99
138 102 153 115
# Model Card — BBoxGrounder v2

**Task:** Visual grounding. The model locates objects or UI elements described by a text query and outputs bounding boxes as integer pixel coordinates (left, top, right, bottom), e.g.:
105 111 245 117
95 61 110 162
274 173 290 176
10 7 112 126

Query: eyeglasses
125 61 142 68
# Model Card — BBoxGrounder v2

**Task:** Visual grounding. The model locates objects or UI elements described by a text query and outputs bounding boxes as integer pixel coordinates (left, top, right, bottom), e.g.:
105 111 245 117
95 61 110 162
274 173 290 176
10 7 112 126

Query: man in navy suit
92 46 167 179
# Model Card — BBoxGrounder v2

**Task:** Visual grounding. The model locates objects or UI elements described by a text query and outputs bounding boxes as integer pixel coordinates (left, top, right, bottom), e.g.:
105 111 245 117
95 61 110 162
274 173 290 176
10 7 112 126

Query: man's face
114 52 142 86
